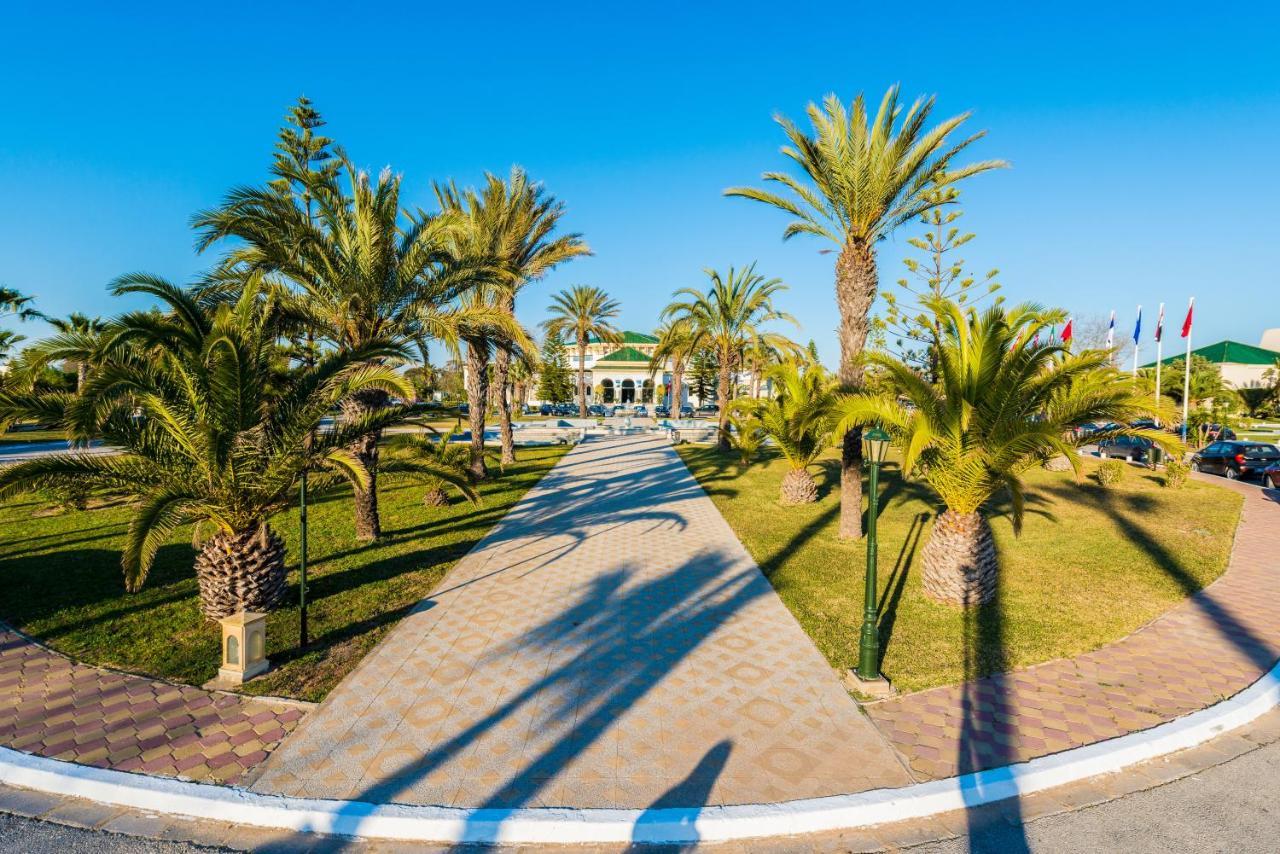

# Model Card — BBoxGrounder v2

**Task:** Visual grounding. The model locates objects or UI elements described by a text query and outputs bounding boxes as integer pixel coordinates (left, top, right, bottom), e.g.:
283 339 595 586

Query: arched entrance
620 379 636 404
641 378 654 404
601 379 615 403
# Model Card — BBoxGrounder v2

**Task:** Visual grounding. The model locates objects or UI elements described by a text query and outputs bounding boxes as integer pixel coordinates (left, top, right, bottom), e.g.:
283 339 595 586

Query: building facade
1145 334 1280 390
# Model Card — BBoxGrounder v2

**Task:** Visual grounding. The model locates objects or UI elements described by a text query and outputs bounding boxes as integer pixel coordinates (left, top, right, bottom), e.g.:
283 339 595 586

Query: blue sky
2 2 1278 367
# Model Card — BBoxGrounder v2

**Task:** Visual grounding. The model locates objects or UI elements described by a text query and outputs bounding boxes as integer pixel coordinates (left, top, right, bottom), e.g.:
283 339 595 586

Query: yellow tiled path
251 434 912 807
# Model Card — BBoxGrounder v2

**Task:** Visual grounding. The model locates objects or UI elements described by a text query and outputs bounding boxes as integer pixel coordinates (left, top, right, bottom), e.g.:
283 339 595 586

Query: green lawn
0 446 567 702
677 447 1242 695
0 428 67 445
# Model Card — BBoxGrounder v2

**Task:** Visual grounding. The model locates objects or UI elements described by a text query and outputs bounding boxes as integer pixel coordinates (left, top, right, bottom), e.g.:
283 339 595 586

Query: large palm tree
834 298 1178 607
0 280 413 619
731 360 839 504
662 265 796 451
727 85 1007 539
440 169 589 465
542 285 621 417
193 153 484 540
651 319 697 415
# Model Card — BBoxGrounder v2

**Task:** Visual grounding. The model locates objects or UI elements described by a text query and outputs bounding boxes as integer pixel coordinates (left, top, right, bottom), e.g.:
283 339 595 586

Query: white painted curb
3 659 1279 844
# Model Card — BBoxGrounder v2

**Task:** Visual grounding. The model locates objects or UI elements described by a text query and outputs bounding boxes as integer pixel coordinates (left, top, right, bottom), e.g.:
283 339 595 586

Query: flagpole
1132 305 1141 377
1181 298 1194 444
1154 302 1164 414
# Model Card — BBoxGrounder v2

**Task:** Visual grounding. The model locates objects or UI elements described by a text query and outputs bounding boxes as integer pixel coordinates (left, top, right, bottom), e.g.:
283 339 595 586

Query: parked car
632 405 648 418
458 403 469 416
1130 418 1159 430
678 405 695 418
654 405 671 418
1097 435 1154 462
585 404 605 417
538 403 555 416
1074 422 1102 439
696 403 719 415
1190 441 1280 481
556 403 577 416
1204 424 1237 442
1264 461 1280 489
611 404 626 416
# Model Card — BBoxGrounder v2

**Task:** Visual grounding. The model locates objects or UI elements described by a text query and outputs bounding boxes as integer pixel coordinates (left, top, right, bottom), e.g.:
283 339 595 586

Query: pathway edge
3 657 1278 845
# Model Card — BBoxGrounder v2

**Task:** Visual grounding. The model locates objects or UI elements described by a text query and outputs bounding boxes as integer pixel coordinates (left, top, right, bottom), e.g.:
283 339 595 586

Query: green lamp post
856 426 892 687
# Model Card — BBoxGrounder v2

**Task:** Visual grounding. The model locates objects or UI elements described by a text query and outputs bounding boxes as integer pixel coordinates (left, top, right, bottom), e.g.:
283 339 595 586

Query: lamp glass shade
863 427 891 464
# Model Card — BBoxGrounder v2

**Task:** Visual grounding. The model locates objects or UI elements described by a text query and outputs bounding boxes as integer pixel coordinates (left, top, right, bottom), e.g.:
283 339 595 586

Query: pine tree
537 332 573 403
690 348 719 405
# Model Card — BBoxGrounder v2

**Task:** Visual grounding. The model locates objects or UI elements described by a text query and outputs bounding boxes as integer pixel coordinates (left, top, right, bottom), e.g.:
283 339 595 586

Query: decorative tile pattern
0 628 306 785
867 478 1280 780
252 434 912 807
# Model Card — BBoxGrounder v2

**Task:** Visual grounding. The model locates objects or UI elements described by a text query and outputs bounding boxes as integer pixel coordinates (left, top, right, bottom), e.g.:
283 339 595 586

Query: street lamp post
851 426 893 696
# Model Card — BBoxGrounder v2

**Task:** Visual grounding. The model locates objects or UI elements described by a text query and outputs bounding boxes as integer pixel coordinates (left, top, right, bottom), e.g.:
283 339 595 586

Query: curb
3 659 1278 845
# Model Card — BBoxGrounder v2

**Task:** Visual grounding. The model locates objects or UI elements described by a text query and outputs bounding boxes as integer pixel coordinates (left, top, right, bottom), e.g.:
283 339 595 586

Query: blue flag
1133 307 1142 344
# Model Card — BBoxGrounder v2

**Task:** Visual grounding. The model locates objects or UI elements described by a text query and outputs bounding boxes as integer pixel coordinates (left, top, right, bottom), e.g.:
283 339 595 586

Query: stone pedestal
216 611 269 685
841 668 896 700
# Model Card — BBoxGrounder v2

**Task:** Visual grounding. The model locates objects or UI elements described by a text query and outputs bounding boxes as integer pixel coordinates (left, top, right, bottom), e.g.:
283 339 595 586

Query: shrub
1096 459 1126 487
1163 459 1189 489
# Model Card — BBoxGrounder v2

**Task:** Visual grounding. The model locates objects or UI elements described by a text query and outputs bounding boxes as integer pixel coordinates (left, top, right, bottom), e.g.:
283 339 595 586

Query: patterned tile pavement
0 628 307 785
252 433 913 807
865 477 1280 781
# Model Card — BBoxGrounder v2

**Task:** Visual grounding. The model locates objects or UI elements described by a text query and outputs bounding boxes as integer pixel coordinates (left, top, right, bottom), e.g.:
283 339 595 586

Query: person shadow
626 740 733 851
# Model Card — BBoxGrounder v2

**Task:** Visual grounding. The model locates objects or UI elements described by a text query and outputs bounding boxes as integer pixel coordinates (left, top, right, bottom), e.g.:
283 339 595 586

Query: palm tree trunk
193 524 287 620
344 386 388 541
76 362 87 394
494 347 516 466
465 341 489 480
835 239 879 540
576 335 588 418
780 467 818 505
920 509 998 606
716 351 732 452
671 364 684 415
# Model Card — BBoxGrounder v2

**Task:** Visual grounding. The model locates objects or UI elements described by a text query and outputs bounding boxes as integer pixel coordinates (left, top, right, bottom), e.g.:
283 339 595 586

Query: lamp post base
841 668 896 699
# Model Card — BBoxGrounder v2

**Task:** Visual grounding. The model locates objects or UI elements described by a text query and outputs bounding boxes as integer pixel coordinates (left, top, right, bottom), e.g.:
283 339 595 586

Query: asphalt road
5 735 1280 852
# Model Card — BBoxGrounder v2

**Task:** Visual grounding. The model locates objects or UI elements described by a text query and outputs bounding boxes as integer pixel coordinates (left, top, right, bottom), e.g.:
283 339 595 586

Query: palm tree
383 426 479 507
731 361 839 504
0 280 412 619
439 169 588 465
0 286 39 323
542 285 621 417
662 265 796 451
36 313 109 392
0 330 24 368
193 152 485 540
834 298 1178 607
651 319 697 415
727 85 1007 539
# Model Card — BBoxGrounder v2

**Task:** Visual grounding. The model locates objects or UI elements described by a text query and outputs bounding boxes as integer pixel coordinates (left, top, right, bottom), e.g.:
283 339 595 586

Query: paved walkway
0 629 305 785
251 433 911 807
866 476 1280 780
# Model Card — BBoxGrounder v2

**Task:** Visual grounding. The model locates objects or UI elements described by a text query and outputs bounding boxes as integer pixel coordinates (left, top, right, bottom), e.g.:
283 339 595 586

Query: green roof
597 346 653 363
587 330 658 345
1143 340 1280 368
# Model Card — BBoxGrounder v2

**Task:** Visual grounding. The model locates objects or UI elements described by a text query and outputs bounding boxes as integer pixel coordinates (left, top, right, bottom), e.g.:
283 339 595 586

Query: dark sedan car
1191 441 1280 481
1264 461 1280 489
654 405 671 418
1097 435 1154 461
679 405 695 418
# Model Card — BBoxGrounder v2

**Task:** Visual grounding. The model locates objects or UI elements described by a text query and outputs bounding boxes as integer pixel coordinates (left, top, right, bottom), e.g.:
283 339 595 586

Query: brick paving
0 628 307 785
865 477 1280 780
251 433 912 807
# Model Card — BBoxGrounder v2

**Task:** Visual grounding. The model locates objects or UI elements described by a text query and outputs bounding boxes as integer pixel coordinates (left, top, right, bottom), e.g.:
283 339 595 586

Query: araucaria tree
543 285 621 417
0 280 413 619
727 85 1006 539
193 147 472 540
662 264 795 452
730 360 838 504
537 332 574 403
834 298 1177 607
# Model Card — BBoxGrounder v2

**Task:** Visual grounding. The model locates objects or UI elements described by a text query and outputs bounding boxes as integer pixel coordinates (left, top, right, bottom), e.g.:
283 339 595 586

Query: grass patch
0 446 567 702
677 446 1242 694
0 428 67 445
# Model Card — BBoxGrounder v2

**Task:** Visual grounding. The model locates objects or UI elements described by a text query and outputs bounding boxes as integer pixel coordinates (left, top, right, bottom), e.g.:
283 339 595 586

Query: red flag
1061 319 1073 343
1180 298 1194 338
1154 303 1164 343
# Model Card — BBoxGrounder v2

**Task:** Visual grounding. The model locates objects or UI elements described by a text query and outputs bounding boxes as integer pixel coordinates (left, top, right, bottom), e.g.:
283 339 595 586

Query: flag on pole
1181 299 1194 338
1105 311 1116 349
1180 298 1194 443
1132 307 1142 344
1061 319 1073 343
1154 304 1164 343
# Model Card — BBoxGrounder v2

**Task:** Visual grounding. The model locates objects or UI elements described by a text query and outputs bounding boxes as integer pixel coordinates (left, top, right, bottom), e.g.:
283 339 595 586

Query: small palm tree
383 426 479 507
731 361 839 504
727 86 1007 539
834 298 1178 607
35 313 109 392
662 265 796 451
542 286 621 417
0 282 412 619
0 286 40 323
